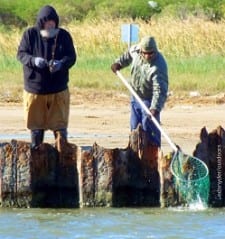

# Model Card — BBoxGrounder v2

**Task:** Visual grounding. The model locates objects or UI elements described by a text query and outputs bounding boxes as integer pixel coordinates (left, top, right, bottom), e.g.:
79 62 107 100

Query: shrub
0 0 224 28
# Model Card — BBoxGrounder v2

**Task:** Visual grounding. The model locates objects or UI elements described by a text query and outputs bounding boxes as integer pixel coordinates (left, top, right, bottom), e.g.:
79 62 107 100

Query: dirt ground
1 89 225 155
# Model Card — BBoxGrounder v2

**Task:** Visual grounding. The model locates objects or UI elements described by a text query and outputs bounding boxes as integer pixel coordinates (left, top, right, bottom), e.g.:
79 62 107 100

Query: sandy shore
0 95 225 155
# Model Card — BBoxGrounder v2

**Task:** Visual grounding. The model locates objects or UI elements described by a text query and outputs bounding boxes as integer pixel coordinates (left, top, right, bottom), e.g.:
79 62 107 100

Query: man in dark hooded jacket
17 5 76 149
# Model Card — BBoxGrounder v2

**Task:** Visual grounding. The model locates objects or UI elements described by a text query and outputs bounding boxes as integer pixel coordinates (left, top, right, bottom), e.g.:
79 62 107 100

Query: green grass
72 53 225 94
71 53 129 89
168 55 225 93
0 54 225 99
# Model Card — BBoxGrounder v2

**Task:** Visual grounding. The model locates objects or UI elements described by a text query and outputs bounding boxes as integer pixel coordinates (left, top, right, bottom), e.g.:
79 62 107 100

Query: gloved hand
150 109 159 117
34 57 47 69
49 60 63 73
111 63 121 73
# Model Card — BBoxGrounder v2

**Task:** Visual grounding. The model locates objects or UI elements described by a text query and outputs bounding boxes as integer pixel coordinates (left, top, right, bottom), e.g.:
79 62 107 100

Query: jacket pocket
24 67 35 79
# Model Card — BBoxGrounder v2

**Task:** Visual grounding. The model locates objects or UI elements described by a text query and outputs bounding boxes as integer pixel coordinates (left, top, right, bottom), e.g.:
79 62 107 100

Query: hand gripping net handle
116 71 178 152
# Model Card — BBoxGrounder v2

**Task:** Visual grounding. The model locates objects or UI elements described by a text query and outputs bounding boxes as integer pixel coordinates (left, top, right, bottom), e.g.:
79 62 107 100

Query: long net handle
116 71 178 152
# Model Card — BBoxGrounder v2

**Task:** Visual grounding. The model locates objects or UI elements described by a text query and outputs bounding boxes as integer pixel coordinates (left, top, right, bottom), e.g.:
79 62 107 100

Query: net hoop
170 151 209 183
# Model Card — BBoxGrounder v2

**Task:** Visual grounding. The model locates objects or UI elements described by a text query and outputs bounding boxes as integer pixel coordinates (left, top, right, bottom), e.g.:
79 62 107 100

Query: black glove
111 63 121 73
49 60 63 73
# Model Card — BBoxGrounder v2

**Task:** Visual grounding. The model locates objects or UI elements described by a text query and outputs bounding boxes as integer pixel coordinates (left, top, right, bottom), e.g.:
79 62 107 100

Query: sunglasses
141 51 155 55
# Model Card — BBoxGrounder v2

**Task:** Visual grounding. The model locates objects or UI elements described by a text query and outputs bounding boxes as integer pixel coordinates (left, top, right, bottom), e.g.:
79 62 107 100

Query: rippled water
0 207 224 239
0 133 127 140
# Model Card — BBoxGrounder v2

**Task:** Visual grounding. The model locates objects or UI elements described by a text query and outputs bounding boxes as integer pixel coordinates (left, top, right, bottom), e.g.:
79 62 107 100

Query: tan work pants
23 89 70 130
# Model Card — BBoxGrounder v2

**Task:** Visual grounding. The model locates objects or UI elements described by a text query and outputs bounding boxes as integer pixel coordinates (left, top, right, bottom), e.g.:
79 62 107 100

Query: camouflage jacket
115 45 168 112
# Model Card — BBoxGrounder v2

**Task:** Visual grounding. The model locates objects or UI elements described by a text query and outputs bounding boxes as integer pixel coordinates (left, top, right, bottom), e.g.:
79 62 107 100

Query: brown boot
54 129 67 153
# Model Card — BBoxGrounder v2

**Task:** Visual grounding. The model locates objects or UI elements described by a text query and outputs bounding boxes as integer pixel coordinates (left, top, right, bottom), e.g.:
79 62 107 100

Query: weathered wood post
158 152 178 207
31 140 79 208
0 140 79 208
80 125 161 207
80 143 115 206
127 125 160 206
0 140 32 207
30 143 59 207
194 126 225 207
55 136 79 208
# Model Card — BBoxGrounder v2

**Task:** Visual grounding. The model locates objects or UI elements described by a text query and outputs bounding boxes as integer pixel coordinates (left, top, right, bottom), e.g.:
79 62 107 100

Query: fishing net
171 151 210 206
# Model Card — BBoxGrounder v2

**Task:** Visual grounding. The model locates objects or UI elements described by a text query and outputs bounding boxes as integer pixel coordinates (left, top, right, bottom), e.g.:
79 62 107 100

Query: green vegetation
0 1 225 102
1 0 225 26
169 55 225 93
1 52 224 100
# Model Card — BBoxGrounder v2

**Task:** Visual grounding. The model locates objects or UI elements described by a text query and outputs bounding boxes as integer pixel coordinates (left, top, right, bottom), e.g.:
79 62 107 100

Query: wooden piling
0 125 224 208
194 126 225 207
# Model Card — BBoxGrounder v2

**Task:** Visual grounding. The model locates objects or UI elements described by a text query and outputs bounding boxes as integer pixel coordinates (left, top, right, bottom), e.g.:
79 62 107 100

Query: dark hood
36 5 59 29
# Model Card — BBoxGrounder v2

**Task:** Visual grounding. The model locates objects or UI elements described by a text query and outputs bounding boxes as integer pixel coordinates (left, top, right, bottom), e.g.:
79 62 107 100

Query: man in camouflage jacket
111 36 168 147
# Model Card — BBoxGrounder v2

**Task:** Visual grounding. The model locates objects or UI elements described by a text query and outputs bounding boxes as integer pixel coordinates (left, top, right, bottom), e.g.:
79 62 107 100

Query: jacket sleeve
150 67 168 112
115 45 141 68
60 31 76 70
115 50 132 68
17 29 36 67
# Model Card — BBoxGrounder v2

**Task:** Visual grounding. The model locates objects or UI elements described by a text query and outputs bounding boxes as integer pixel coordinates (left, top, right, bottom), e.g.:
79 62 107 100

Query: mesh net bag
171 151 210 206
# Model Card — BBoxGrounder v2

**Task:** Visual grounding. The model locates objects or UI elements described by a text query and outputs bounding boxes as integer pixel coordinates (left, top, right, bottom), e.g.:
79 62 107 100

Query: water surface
0 207 224 239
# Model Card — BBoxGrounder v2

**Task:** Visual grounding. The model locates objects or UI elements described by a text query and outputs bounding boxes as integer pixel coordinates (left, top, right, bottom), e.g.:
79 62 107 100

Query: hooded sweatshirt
115 43 168 112
17 5 76 94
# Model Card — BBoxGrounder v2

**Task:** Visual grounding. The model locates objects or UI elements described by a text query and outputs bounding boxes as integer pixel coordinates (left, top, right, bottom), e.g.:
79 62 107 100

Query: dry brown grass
66 17 225 57
1 17 225 57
